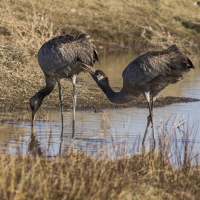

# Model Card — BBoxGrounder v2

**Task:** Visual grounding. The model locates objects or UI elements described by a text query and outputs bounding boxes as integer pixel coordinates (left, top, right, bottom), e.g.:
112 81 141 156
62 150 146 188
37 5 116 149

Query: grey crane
30 33 99 138
82 44 194 150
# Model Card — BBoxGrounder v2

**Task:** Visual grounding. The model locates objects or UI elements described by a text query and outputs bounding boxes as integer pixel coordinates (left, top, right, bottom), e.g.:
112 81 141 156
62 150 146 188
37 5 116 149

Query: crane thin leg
143 116 151 145
150 99 155 150
71 75 77 138
31 112 35 127
142 91 156 151
58 80 64 140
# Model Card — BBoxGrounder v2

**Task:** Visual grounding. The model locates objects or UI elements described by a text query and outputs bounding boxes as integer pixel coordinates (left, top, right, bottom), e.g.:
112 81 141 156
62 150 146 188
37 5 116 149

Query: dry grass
0 2 200 198
0 122 200 200
0 0 200 53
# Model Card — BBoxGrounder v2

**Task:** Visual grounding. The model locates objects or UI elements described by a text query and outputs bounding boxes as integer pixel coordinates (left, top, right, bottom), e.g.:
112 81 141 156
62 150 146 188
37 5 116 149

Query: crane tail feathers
186 57 195 69
167 44 179 52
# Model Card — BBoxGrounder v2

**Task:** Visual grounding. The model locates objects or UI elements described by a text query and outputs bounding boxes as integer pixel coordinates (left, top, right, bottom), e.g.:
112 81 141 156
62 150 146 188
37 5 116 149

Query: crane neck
99 83 132 104
37 78 56 99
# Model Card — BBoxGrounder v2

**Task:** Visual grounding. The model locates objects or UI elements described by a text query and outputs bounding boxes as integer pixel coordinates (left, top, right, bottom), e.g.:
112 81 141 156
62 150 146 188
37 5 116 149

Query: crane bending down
30 33 99 138
82 44 194 150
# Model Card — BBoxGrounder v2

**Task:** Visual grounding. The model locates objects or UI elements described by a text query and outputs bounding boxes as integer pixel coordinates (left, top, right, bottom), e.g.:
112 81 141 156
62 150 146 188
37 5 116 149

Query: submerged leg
150 98 155 150
143 116 151 146
31 112 36 127
59 141 62 156
71 75 77 138
57 80 64 140
142 91 156 151
143 99 154 144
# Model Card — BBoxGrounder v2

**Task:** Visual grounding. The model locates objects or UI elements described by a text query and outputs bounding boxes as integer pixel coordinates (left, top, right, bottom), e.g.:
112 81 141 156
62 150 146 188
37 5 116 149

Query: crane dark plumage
30 33 99 138
84 44 194 150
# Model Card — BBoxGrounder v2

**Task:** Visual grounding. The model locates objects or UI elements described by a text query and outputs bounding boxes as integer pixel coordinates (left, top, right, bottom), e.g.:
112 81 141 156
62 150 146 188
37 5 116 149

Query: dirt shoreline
0 78 199 113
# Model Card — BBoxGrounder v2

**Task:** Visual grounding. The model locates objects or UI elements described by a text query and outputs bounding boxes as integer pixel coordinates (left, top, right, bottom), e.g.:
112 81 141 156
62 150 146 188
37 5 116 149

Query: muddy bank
0 76 199 113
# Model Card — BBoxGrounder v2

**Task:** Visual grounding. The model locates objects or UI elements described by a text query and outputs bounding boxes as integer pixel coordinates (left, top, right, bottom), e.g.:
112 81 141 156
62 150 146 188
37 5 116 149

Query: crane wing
38 33 99 73
122 44 193 87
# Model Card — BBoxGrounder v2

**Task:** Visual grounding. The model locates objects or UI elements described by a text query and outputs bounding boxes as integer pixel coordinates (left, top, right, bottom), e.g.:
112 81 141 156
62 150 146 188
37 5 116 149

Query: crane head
91 70 107 80
81 63 109 86
90 70 109 87
30 94 43 126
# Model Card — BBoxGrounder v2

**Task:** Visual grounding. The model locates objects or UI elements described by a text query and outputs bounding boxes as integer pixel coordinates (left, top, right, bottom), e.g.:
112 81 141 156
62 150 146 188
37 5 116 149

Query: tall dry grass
0 0 200 55
0 119 199 200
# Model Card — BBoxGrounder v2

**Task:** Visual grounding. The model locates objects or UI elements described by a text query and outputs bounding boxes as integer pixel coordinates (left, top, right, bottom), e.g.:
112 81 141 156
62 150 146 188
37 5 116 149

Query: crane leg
58 80 64 140
71 75 77 138
143 115 151 145
31 112 36 127
142 91 156 151
149 99 155 150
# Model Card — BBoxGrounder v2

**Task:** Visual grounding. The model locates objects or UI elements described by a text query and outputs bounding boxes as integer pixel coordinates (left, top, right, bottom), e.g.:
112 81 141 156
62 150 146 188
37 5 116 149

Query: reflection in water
1 104 200 159
28 127 42 156
0 49 200 158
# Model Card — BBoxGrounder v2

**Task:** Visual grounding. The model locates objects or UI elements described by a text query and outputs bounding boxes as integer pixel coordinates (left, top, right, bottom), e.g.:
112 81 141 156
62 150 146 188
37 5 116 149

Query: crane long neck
37 85 54 99
30 77 57 126
31 77 57 112
98 82 131 104
37 78 56 100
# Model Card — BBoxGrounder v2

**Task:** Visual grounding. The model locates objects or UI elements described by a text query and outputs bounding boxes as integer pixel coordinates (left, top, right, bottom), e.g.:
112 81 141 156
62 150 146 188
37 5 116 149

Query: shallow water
1 49 200 160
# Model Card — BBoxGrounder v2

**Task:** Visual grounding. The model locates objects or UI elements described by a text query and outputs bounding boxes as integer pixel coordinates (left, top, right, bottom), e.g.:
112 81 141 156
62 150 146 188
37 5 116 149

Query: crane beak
81 63 95 74
31 111 36 126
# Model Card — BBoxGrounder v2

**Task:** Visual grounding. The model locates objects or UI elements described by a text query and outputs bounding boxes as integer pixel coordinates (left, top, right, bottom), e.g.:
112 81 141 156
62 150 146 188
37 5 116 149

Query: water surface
1 49 200 159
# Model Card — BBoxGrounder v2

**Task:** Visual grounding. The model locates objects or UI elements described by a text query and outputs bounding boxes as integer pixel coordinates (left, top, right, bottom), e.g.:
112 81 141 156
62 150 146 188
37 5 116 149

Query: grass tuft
0 118 200 199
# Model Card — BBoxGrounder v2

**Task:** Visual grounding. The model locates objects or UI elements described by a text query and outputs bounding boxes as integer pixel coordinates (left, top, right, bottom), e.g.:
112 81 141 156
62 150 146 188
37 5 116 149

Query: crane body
30 33 99 138
83 44 194 150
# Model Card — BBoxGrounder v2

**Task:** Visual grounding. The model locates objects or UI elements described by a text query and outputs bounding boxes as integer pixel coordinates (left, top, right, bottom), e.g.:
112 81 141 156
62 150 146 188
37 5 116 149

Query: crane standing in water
82 44 194 150
30 33 99 138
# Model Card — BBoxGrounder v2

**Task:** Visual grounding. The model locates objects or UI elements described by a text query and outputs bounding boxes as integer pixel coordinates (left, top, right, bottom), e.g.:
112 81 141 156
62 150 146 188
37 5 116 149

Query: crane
30 33 99 139
82 44 194 150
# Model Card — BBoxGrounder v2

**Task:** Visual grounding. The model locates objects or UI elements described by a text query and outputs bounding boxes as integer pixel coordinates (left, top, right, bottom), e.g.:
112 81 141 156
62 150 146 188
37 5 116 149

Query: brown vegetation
1 0 200 51
0 1 200 199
